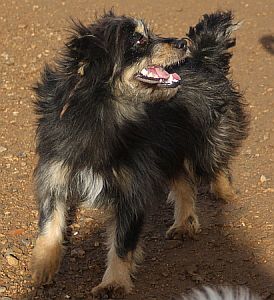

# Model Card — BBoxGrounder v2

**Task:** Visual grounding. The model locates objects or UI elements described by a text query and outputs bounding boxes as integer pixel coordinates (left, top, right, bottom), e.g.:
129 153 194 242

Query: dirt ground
0 0 274 299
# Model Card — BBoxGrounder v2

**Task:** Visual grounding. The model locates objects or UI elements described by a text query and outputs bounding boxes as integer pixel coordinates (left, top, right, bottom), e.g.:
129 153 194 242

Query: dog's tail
187 11 241 74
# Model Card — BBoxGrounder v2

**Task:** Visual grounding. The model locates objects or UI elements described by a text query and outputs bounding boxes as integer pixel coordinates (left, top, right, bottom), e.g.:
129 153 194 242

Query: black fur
32 11 249 297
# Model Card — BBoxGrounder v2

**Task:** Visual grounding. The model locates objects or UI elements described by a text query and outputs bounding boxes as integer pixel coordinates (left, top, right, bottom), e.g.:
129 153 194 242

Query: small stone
21 239 31 247
245 149 251 155
11 246 23 254
17 151 27 158
71 248 85 257
6 254 19 266
0 286 7 293
18 24 27 29
260 175 267 183
94 241 100 247
263 133 269 141
5 58 14 65
0 146 7 153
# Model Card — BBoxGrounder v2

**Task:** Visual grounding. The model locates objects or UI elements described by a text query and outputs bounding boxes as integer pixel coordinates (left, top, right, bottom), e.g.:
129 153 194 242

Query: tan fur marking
151 43 184 66
166 176 200 239
31 201 66 284
92 219 142 298
135 20 147 37
60 103 69 118
211 171 235 201
31 237 63 285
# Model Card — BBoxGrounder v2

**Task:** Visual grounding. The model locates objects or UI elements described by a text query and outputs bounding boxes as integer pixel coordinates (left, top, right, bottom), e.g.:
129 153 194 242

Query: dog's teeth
141 68 148 76
148 72 157 78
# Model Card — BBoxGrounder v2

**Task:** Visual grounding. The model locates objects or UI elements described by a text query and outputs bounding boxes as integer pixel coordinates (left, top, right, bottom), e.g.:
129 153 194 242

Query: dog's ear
66 20 107 61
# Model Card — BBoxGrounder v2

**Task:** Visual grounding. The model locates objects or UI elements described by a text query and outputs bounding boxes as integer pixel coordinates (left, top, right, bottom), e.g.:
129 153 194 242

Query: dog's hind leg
31 160 68 285
92 202 144 299
166 175 200 240
211 170 236 201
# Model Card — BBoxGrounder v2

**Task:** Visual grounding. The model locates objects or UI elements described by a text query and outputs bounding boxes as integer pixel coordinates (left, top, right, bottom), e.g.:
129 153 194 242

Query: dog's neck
112 97 145 125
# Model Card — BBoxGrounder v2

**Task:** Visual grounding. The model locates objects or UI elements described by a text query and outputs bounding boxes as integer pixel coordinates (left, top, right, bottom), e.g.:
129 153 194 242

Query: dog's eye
136 36 147 46
133 32 147 47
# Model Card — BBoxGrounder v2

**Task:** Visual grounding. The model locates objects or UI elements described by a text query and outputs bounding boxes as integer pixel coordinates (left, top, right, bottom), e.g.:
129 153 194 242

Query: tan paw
31 240 63 285
166 214 201 240
92 281 131 299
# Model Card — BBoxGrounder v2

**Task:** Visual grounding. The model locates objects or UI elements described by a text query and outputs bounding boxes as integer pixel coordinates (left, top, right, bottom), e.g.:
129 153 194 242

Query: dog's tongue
147 66 170 80
172 72 181 81
136 65 181 88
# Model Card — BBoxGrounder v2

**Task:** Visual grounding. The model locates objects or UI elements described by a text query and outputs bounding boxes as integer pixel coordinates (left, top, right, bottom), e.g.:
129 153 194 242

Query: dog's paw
31 240 62 285
92 282 131 299
166 215 201 240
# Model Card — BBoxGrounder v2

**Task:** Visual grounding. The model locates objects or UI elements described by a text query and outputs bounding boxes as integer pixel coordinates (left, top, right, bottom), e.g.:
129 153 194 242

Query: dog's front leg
31 160 68 285
92 201 144 299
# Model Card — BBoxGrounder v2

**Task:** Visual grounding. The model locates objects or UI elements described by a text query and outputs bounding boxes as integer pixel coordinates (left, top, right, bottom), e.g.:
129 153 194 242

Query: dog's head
66 11 189 103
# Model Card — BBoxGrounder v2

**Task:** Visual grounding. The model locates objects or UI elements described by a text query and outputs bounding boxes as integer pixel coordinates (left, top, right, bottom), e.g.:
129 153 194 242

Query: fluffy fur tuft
187 11 241 74
177 286 260 300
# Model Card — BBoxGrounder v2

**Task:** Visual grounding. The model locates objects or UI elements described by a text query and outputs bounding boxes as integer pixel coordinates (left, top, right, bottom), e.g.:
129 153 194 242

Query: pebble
21 238 31 247
6 254 19 266
260 175 267 183
0 146 7 153
16 151 27 158
0 286 7 293
71 248 85 257
11 246 23 254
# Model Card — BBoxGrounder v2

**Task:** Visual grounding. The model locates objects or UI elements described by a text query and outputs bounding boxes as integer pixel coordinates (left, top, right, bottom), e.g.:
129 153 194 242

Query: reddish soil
0 1 273 299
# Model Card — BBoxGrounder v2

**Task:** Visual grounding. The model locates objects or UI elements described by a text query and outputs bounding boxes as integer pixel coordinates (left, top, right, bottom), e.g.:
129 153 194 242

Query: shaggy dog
31 11 249 298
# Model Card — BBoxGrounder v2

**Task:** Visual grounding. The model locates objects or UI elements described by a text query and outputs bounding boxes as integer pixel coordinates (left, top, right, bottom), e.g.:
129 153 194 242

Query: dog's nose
173 39 187 50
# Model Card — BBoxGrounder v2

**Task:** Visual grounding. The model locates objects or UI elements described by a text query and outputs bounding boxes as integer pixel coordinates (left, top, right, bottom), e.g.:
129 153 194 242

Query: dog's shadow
260 35 274 55
22 190 274 300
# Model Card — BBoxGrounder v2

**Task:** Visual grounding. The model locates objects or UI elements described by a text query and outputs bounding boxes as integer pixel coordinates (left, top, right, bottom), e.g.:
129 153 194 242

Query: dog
31 11 249 298
176 286 260 300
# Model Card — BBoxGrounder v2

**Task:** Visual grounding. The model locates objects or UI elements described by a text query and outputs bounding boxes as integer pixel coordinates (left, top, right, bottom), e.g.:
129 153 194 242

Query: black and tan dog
31 11 249 298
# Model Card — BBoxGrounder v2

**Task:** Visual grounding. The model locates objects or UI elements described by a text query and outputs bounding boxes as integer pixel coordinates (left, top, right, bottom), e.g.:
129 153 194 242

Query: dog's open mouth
135 65 181 88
